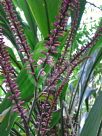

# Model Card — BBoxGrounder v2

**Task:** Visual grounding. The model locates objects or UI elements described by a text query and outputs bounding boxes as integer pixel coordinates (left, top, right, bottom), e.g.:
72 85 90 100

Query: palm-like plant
0 0 102 136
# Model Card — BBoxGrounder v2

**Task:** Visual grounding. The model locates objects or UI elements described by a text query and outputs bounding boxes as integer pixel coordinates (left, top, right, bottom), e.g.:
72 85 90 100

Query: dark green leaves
27 0 60 38
80 91 102 136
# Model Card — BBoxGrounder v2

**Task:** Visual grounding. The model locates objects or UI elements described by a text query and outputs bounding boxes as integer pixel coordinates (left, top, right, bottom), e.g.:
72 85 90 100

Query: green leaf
7 47 22 70
27 0 60 38
50 109 61 128
0 75 4 85
60 84 68 100
75 48 102 120
80 91 102 136
17 68 35 101
24 26 37 50
0 107 11 123
33 41 47 61
0 109 17 136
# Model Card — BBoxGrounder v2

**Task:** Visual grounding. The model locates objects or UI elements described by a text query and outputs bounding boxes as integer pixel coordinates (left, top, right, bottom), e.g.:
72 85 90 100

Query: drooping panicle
36 0 72 126
35 1 72 133
41 21 102 135
36 100 52 135
1 0 37 82
38 0 71 68
46 0 71 51
59 0 80 65
40 23 102 134
0 27 29 135
38 0 79 95
40 56 88 136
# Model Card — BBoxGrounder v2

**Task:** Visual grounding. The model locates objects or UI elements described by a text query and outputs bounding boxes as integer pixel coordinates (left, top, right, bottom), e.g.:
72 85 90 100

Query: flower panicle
38 26 102 135
36 102 51 135
46 0 71 53
57 0 80 66
0 27 28 124
38 0 72 69
40 56 89 136
37 55 84 136
38 49 89 135
40 0 80 85
2 0 37 81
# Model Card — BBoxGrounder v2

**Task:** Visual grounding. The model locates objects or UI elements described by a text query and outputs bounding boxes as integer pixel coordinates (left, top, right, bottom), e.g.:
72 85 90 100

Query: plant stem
60 100 64 136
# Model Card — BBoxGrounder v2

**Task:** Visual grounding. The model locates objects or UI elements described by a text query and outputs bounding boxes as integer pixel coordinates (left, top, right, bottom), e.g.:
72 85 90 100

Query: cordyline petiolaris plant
0 0 102 136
